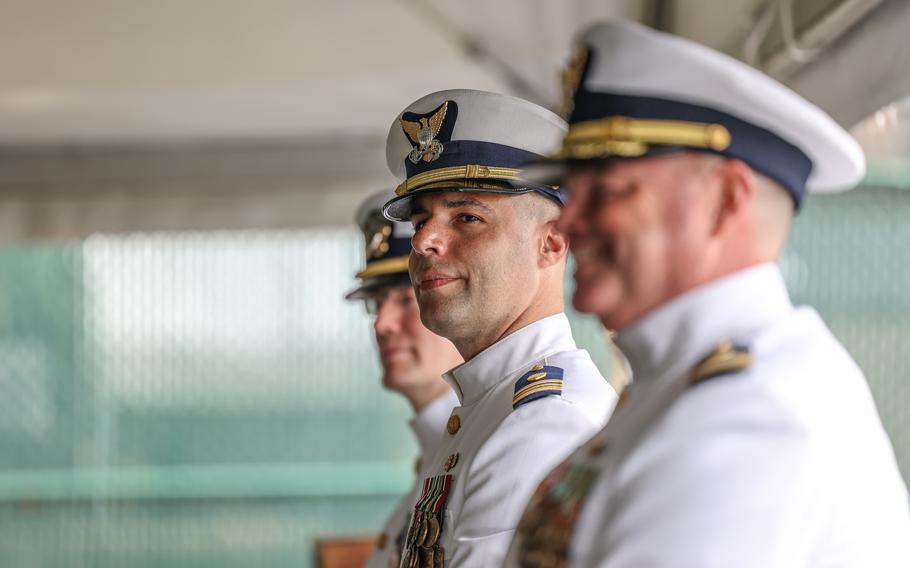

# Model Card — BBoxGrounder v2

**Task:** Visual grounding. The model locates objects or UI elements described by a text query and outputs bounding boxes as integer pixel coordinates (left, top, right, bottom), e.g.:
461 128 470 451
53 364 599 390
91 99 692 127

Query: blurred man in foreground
345 191 462 568
382 89 616 567
508 20 910 567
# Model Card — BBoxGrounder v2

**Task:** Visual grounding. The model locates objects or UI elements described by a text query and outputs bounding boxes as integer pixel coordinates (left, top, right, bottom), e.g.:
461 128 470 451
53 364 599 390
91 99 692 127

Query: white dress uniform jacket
400 313 616 567
366 389 459 568
506 264 910 567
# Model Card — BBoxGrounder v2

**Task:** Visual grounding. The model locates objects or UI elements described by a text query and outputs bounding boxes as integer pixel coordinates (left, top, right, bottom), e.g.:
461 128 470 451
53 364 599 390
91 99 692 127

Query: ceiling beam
0 138 391 242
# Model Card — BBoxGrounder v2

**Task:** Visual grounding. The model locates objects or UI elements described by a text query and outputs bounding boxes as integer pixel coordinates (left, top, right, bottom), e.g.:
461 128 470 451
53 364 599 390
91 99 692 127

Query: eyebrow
410 196 493 219
443 197 493 212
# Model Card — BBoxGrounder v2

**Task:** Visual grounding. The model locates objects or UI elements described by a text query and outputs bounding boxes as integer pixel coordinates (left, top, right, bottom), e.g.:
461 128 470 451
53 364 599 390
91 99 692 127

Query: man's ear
540 221 569 267
712 159 757 237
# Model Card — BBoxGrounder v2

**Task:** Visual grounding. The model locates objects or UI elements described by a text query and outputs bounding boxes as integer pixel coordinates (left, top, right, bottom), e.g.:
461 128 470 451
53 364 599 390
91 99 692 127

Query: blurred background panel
0 0 908 566
0 228 613 567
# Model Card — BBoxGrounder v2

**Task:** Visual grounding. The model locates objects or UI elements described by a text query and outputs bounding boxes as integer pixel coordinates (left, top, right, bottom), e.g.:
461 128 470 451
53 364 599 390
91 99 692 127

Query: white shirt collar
614 263 793 384
443 313 577 405
408 388 459 454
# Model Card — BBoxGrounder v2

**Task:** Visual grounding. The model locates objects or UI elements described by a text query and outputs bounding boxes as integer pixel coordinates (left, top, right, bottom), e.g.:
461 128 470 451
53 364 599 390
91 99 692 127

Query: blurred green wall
0 186 907 567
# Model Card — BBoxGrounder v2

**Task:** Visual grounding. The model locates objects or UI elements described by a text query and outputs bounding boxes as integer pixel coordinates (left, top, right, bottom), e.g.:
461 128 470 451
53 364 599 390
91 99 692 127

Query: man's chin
382 369 419 393
571 289 605 315
418 306 464 340
572 279 623 319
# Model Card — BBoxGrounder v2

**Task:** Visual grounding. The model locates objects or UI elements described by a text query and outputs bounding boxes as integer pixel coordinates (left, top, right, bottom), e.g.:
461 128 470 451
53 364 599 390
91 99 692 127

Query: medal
402 474 453 567
514 458 600 567
422 515 440 547
415 516 428 548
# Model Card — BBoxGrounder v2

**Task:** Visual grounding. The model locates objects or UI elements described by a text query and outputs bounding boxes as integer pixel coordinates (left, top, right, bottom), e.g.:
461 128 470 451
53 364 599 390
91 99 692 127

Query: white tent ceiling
0 0 644 144
0 0 906 240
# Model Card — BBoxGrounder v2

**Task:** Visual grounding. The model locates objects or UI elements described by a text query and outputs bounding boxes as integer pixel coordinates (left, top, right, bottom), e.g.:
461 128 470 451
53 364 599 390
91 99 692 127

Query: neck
614 263 790 382
605 256 771 333
453 295 564 361
403 379 451 413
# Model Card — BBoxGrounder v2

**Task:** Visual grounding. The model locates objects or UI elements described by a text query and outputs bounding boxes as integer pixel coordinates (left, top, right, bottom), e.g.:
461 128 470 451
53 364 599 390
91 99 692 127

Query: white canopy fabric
0 0 907 241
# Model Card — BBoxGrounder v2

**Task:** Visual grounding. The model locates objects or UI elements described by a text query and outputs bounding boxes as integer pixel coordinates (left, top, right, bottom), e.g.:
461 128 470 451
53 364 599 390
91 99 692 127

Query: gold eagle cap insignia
561 47 589 119
362 213 392 260
400 101 449 164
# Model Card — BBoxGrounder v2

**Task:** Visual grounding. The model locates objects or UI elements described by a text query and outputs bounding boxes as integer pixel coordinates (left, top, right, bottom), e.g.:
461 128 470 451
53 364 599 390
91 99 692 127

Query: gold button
446 414 461 435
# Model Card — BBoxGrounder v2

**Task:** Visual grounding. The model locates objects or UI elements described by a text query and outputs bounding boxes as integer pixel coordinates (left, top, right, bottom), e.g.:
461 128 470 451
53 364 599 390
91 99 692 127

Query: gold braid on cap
355 256 410 279
555 116 732 160
395 165 524 196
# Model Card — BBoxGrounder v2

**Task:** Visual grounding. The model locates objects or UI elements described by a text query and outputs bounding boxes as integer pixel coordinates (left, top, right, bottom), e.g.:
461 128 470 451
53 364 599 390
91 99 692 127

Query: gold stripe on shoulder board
690 340 752 385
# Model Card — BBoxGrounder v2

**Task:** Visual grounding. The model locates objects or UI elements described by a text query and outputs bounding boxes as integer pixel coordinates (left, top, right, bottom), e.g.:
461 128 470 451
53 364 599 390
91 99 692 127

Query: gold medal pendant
515 461 600 567
419 546 434 567
433 547 445 568
405 514 419 547
422 515 441 548
406 474 454 567
415 516 429 548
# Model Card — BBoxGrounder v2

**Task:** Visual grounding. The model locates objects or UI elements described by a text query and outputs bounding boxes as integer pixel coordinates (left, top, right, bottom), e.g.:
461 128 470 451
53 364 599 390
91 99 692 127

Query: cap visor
344 273 412 300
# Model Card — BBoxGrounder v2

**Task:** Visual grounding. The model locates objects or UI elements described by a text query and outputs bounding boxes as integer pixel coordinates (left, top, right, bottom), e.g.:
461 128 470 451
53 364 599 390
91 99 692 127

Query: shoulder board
690 341 752 386
512 364 564 410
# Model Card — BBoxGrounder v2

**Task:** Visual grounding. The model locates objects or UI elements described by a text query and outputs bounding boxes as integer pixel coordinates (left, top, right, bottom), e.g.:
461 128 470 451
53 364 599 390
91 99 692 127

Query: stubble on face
409 193 542 355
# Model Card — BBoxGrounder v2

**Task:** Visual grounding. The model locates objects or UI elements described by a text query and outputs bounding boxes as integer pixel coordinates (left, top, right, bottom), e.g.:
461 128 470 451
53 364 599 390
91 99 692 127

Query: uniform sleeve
597 388 820 568
364 488 415 568
448 397 601 567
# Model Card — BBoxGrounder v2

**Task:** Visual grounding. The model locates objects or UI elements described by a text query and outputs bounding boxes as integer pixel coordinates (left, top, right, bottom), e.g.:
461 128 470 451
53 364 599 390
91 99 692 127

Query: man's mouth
380 346 406 359
417 270 461 291
572 238 614 267
573 246 599 264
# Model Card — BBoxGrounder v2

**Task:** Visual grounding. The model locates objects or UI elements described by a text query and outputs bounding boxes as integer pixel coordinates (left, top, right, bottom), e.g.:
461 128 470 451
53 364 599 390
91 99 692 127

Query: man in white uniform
345 191 463 568
506 21 910 567
381 89 617 567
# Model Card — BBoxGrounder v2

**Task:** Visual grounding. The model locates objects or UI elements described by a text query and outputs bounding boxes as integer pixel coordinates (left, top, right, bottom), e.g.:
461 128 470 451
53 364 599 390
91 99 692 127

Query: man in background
345 191 462 568
508 20 910 567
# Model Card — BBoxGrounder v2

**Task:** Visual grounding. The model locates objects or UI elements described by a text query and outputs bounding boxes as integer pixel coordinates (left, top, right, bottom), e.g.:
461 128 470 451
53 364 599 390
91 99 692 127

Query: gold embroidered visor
354 256 410 280
394 165 525 197
553 116 732 161
384 164 560 222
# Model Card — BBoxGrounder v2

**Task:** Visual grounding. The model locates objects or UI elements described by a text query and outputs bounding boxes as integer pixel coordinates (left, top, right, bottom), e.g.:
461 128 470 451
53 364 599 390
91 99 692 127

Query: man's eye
411 219 427 230
594 185 633 203
457 214 480 224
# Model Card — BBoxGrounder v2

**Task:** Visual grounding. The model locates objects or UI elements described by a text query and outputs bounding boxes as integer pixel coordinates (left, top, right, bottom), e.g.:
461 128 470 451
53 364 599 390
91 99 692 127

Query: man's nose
411 218 447 257
556 191 586 236
373 300 401 336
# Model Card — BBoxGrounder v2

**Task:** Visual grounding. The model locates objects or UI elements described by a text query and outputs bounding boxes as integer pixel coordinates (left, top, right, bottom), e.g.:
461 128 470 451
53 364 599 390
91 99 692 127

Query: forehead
565 158 640 183
565 153 699 187
410 191 507 214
